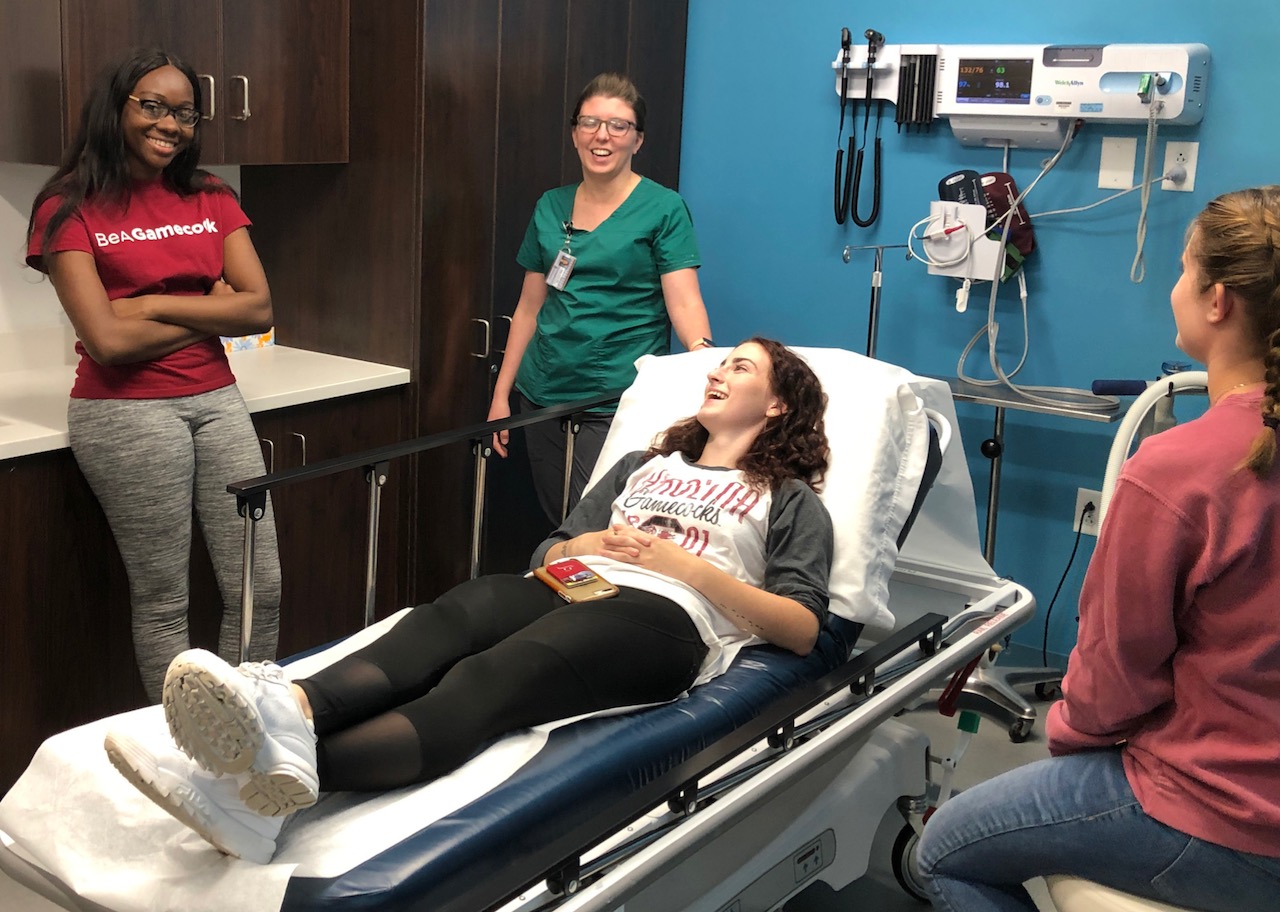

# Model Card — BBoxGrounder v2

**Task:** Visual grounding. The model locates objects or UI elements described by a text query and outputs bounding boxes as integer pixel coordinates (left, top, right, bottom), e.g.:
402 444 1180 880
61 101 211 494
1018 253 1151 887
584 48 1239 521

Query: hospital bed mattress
278 617 877 912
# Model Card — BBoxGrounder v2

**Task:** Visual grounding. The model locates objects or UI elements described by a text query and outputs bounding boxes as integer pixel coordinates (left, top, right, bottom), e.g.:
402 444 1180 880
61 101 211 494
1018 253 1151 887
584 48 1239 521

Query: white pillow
585 347 929 631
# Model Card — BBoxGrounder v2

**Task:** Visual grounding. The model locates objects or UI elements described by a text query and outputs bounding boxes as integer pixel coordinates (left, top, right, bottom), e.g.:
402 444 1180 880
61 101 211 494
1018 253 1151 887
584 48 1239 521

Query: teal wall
679 2 1278 659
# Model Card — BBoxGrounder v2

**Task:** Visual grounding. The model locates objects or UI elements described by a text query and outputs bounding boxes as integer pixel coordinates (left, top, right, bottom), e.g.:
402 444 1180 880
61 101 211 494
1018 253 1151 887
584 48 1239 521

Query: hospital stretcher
0 349 1035 912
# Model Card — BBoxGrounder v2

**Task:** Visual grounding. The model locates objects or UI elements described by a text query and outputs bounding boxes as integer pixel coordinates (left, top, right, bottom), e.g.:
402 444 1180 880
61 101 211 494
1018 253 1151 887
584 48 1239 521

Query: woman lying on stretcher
104 337 835 863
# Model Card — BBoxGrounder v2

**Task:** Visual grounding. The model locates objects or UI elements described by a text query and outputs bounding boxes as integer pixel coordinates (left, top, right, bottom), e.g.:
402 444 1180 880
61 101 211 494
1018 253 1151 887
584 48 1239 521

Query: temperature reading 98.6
955 58 1034 105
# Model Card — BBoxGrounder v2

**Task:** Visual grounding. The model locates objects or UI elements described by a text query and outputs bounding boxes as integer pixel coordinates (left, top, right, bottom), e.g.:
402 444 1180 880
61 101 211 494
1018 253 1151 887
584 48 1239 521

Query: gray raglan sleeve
762 480 834 626
529 451 649 569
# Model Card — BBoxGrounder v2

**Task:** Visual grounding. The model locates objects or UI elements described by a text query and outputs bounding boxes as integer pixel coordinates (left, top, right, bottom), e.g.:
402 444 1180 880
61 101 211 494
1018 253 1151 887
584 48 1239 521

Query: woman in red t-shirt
26 47 281 701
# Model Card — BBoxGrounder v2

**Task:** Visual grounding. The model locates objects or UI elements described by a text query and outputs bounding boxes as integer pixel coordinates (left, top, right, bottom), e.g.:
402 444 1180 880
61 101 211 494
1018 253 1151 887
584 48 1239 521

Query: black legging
295 574 708 791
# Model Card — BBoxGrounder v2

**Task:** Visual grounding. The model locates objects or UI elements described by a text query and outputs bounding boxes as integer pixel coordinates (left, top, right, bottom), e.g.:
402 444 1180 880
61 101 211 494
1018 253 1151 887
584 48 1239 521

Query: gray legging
68 384 281 701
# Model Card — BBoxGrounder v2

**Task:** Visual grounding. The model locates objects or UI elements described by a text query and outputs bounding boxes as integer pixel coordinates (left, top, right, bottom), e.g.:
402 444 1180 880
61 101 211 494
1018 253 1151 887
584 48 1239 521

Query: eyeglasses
128 95 201 128
572 115 636 138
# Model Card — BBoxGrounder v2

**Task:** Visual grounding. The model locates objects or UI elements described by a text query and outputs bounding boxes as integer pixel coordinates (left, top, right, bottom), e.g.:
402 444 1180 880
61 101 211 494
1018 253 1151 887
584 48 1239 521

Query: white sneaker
104 726 282 864
163 648 319 817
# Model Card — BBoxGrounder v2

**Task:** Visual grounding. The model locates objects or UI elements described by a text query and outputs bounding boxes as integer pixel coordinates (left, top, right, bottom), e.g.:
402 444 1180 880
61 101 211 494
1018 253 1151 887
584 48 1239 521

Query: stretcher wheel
1034 682 1060 700
547 871 580 896
890 824 930 903
546 858 581 896
1008 718 1033 743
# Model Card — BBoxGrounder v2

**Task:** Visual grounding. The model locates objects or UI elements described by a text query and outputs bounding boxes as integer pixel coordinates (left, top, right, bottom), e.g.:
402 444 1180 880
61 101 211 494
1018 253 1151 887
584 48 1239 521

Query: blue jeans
917 749 1280 912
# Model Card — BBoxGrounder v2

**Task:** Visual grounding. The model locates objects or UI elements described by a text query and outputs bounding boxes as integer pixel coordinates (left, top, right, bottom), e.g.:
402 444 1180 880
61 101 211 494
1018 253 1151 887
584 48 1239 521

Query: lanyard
547 220 577 291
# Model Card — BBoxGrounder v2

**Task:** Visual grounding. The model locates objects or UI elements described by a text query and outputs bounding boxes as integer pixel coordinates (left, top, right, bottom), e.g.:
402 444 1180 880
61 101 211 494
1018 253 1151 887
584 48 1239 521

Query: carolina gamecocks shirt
533 451 833 684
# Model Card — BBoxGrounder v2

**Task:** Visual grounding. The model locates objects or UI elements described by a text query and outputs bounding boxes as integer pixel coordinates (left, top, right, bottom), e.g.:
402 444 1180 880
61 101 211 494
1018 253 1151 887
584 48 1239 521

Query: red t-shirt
27 178 250 399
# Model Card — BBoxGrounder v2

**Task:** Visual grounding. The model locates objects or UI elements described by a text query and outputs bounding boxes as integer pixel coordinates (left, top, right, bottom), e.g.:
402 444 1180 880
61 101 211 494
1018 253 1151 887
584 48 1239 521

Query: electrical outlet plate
1099 136 1137 189
1162 141 1198 192
1074 488 1101 536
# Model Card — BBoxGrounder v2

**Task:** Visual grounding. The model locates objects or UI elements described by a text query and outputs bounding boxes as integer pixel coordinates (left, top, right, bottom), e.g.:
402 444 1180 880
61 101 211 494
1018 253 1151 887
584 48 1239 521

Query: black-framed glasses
572 115 636 137
128 95 200 128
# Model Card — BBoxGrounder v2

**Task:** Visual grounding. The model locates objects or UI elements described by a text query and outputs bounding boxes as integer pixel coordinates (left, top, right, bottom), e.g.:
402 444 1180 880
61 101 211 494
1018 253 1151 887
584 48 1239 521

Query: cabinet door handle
292 432 307 465
495 314 512 355
471 318 491 359
198 74 216 120
259 437 275 474
231 75 251 121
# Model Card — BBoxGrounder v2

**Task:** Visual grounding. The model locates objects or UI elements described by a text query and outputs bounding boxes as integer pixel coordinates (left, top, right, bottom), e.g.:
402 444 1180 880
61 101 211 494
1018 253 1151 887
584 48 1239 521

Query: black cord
850 111 882 228
1041 501 1094 666
834 29 853 225
849 32 884 228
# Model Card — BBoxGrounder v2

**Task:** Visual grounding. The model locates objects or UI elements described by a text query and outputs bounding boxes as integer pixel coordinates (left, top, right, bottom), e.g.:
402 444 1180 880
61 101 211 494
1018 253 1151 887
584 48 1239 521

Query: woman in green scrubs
487 72 714 525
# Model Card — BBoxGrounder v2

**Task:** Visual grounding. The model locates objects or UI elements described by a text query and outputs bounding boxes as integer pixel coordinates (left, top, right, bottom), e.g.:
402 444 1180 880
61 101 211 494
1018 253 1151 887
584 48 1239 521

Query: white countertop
0 332 411 461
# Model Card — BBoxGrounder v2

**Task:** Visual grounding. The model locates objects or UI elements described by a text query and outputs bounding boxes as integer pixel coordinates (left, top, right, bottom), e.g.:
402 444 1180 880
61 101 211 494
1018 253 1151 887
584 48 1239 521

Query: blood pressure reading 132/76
956 58 1034 105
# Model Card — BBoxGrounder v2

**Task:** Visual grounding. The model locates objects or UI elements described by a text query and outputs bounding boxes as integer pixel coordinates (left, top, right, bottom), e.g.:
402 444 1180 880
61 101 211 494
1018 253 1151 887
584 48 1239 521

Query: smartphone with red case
534 558 620 602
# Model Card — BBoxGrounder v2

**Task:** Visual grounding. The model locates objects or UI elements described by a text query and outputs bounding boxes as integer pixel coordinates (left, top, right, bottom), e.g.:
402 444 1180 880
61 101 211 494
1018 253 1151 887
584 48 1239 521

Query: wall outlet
1073 488 1101 536
1162 141 1198 192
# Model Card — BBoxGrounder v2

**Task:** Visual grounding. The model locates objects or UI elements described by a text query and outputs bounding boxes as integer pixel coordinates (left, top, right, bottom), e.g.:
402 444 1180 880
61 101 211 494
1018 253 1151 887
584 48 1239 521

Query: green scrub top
514 177 701 409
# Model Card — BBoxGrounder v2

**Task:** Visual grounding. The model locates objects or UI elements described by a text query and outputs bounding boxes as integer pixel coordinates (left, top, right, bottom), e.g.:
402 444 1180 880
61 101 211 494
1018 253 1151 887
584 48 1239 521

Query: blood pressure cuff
980 171 1035 281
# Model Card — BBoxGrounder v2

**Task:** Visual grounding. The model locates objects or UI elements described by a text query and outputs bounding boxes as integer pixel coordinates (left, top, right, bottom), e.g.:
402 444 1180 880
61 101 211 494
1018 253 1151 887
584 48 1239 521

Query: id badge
546 250 576 291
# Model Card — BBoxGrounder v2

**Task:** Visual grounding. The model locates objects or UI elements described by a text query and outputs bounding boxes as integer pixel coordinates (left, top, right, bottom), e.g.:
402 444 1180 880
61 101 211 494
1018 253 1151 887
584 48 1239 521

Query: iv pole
842 243 910 357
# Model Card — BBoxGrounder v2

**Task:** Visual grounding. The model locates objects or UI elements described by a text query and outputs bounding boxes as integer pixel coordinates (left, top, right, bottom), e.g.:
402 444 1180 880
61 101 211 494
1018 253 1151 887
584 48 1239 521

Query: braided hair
646 338 831 493
1189 186 1280 479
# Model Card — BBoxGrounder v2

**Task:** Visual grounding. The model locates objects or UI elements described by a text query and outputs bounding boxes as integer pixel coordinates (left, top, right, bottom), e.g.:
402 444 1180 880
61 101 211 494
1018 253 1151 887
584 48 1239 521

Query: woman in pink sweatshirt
919 186 1280 912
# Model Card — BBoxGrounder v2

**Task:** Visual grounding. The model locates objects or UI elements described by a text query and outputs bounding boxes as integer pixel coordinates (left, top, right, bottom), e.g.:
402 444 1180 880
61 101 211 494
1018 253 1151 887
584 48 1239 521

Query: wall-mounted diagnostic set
833 42 1210 148
834 38 1209 419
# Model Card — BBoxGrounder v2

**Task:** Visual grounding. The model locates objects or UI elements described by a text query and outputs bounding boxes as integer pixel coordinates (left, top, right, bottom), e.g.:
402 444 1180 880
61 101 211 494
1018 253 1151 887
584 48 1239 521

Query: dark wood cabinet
206 0 350 164
0 448 139 793
0 0 349 165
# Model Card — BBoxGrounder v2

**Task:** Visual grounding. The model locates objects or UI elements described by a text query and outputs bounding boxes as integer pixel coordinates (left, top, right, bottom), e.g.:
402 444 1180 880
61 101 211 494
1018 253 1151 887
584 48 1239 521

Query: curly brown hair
645 338 831 492
1190 186 1280 479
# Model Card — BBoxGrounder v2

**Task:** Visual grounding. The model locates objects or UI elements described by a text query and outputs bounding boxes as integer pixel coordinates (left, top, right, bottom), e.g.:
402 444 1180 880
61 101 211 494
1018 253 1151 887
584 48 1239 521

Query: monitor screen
956 58 1034 105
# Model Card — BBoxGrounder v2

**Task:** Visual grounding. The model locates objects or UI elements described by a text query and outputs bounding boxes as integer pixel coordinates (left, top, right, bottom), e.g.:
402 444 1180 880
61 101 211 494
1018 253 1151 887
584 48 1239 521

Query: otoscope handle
1092 379 1150 396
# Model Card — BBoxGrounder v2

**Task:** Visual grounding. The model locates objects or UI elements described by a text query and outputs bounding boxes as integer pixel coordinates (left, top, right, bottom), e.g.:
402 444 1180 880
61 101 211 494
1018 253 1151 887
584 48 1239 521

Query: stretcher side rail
544 580 1033 912
553 590 1028 910
223 392 624 661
